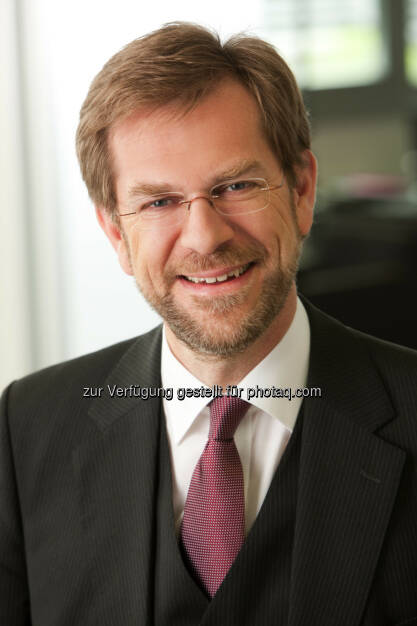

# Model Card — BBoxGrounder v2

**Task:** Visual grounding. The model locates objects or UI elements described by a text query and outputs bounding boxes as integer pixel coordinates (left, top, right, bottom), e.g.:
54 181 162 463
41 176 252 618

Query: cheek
127 227 177 286
261 210 301 266
242 207 294 251
117 239 134 275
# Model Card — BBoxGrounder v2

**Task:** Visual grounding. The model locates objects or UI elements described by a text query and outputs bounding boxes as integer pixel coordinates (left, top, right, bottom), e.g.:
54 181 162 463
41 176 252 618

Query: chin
159 282 293 358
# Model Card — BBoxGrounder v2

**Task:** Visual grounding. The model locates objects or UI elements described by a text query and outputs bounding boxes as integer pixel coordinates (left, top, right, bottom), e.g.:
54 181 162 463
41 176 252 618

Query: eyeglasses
118 176 285 230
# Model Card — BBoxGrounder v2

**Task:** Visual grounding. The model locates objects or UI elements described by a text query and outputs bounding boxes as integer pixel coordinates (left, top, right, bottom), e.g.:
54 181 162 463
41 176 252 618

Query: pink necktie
180 396 250 597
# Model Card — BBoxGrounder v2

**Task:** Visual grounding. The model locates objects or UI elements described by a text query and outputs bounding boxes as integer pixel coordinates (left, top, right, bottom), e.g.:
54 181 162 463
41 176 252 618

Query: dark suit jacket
1 301 417 625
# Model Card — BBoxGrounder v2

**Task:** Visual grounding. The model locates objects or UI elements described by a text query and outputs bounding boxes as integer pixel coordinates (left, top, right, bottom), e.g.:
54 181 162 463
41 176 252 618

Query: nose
179 196 235 255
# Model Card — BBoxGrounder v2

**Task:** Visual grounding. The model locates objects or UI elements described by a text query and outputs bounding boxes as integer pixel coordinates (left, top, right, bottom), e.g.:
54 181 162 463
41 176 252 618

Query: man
1 22 417 626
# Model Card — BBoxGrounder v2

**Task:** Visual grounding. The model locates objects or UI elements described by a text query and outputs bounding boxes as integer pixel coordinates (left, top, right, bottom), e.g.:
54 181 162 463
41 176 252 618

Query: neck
164 286 298 389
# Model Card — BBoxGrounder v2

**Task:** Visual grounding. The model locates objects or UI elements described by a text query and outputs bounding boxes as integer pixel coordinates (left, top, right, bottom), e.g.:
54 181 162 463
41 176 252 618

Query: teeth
184 263 250 284
216 274 229 282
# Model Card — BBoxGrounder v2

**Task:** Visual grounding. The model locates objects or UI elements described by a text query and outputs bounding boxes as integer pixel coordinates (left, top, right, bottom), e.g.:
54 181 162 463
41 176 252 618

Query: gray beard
135 249 300 359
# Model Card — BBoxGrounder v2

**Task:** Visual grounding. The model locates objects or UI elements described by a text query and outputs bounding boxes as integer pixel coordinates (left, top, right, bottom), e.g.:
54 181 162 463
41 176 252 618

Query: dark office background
290 0 417 349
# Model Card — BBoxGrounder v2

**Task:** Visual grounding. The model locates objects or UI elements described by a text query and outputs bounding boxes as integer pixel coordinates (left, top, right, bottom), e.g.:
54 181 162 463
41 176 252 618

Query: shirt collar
161 296 310 444
161 332 210 444
238 298 310 430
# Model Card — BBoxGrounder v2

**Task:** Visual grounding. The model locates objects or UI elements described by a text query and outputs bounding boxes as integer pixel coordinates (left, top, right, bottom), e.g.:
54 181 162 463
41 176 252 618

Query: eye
213 179 261 197
141 195 182 211
227 181 254 192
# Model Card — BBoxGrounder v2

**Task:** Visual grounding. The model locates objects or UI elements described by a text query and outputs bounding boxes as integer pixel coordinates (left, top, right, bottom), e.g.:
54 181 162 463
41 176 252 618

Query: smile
181 263 252 284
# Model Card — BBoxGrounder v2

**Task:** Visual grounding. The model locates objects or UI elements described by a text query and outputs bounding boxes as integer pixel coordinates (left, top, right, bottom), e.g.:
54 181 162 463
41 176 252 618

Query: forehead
109 79 279 194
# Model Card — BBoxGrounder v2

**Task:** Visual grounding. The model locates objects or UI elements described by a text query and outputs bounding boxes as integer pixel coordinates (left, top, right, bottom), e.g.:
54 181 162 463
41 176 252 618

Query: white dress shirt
161 297 310 536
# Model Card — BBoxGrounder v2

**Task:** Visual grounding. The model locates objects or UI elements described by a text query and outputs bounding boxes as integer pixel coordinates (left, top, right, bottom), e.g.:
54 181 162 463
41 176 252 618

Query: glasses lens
129 194 185 230
211 179 269 215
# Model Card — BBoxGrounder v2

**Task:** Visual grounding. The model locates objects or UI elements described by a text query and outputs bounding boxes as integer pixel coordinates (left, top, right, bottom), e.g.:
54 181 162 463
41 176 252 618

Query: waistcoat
154 407 304 626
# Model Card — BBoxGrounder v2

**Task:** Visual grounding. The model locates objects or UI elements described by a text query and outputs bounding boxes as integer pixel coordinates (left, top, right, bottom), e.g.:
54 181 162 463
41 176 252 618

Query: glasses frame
118 176 285 226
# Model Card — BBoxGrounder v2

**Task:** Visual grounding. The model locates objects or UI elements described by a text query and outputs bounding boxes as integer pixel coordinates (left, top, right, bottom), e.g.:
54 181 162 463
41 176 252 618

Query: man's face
99 80 316 356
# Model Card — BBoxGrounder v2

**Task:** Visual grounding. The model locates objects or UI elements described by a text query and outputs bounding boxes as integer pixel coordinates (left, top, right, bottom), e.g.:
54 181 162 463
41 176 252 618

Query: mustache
169 241 268 277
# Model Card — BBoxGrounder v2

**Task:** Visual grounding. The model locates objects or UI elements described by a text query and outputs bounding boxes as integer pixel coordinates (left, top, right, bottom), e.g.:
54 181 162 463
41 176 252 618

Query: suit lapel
73 327 163 625
289 302 406 626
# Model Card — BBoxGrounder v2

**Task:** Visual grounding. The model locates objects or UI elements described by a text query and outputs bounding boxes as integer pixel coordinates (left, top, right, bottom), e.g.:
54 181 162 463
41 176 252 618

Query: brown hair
76 22 311 215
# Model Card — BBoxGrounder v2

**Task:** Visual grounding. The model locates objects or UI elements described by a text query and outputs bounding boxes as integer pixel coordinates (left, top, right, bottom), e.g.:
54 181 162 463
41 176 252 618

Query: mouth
180 262 253 284
175 262 256 293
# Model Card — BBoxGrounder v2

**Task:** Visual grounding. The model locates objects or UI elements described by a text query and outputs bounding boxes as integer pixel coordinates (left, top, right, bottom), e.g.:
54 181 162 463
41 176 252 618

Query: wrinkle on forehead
109 77 263 149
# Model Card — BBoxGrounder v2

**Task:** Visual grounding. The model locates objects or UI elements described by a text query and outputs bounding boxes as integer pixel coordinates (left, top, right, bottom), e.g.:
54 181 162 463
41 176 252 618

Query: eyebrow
127 182 175 199
210 159 266 185
126 159 267 200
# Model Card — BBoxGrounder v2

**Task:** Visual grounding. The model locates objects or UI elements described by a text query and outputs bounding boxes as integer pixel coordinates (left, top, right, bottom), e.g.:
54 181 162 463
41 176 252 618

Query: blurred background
2 0 417 389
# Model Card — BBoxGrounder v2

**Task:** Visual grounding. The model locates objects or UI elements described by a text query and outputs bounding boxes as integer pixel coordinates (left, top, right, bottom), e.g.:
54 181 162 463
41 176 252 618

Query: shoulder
1 325 162 440
7 325 161 400
304 295 417 371
350 327 417 409
352 326 417 375
303 297 417 419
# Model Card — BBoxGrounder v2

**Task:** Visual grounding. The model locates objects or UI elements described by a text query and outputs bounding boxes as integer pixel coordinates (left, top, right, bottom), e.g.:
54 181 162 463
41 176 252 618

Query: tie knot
208 396 250 441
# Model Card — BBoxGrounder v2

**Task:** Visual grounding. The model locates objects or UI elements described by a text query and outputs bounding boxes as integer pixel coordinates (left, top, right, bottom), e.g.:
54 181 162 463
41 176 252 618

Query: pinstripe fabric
155 414 209 626
1 300 417 624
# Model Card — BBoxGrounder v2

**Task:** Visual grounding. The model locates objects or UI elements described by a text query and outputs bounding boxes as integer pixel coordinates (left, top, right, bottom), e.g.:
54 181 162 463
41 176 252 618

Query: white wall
0 0 32 389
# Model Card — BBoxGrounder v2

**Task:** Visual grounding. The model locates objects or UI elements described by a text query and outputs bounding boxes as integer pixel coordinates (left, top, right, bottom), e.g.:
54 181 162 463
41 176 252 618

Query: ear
292 150 317 237
95 207 134 276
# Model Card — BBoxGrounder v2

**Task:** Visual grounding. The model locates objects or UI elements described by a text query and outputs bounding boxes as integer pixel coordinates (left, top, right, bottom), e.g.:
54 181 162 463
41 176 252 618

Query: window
262 0 386 89
405 0 417 84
